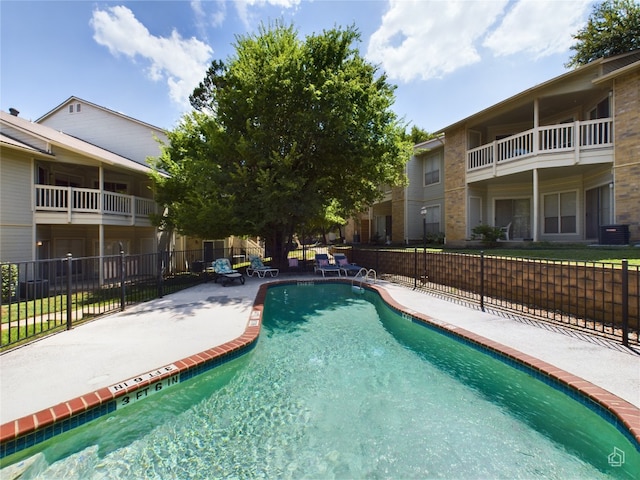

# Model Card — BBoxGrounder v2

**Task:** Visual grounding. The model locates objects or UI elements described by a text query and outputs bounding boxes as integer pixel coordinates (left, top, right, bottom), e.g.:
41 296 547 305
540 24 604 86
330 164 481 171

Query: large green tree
151 22 410 260
566 0 640 68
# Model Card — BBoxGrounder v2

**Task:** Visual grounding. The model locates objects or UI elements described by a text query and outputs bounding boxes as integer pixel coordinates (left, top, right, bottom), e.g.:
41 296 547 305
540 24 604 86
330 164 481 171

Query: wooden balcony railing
467 118 613 171
35 185 157 220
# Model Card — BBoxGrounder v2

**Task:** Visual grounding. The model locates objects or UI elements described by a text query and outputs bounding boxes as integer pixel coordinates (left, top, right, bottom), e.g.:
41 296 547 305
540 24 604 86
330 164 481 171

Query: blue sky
1 0 595 133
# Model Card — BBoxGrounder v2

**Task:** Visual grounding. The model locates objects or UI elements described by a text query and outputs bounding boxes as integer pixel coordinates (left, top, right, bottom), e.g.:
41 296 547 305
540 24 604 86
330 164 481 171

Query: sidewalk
1 277 638 426
0 279 259 424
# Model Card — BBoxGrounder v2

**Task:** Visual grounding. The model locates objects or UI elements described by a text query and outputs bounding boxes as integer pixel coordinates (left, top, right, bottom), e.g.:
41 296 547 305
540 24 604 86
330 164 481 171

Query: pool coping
1 278 639 460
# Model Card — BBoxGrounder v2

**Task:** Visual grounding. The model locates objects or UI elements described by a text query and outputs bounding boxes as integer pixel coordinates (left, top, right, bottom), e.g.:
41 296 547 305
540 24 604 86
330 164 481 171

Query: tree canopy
150 22 410 258
566 0 640 68
405 125 433 145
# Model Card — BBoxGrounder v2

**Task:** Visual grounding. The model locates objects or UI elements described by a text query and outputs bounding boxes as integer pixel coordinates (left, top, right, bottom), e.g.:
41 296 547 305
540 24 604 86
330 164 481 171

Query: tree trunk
265 227 288 268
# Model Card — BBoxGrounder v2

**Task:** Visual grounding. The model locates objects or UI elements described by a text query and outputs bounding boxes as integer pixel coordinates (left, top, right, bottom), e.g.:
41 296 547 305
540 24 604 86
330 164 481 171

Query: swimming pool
2 282 639 478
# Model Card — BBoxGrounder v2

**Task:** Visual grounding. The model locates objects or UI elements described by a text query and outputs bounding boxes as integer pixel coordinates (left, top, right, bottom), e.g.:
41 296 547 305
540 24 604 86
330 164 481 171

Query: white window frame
543 190 577 234
423 151 441 187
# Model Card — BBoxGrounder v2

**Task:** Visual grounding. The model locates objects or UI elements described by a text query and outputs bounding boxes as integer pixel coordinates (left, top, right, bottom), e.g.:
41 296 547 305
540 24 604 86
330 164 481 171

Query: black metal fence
348 248 639 347
0 247 267 349
3 246 638 349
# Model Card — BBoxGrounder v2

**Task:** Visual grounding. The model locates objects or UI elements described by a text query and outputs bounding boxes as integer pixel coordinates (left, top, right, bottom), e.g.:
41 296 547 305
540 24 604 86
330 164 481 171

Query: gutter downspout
533 168 539 242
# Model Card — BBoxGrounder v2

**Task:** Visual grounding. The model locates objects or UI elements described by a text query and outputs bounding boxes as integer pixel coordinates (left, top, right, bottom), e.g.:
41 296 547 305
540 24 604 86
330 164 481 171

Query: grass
360 244 640 266
1 293 76 324
1 276 202 350
452 247 640 265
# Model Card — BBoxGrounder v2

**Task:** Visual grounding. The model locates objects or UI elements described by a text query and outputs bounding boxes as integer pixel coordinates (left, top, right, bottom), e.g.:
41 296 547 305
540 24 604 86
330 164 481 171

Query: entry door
203 241 214 263
203 240 225 263
585 185 612 239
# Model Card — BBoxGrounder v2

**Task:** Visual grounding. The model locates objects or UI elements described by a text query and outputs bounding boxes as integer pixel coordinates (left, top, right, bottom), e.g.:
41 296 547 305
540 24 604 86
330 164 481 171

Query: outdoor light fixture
420 206 427 250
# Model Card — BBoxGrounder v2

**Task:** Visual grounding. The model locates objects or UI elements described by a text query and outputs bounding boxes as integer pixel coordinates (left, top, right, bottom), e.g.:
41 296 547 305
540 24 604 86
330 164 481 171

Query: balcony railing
35 185 157 219
467 118 613 171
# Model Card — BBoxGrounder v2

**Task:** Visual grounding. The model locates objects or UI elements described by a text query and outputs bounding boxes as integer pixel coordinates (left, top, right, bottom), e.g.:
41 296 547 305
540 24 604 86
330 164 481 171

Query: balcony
466 118 613 181
34 185 158 226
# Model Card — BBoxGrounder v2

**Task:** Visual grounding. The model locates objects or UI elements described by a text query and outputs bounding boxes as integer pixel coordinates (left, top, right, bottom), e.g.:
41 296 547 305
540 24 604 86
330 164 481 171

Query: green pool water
4 283 639 479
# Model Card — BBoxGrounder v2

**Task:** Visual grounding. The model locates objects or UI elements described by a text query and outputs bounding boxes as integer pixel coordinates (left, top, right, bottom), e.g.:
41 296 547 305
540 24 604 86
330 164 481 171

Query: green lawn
448 246 640 265
354 244 640 266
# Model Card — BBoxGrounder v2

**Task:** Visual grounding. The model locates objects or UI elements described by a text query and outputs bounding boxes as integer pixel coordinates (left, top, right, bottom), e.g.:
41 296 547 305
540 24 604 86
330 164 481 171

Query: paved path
1 276 638 425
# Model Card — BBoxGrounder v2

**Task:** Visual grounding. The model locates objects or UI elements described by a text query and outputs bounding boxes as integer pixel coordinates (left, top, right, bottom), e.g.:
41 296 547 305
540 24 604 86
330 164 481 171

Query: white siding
0 154 34 261
39 101 168 166
405 156 425 241
406 147 446 241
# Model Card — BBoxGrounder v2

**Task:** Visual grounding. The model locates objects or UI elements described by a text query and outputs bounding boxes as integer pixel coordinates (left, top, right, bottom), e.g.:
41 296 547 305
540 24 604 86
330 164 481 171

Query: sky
1 0 596 133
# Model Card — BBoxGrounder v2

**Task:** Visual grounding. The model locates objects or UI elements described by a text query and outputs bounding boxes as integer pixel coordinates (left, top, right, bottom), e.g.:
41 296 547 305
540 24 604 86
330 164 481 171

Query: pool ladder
351 268 376 293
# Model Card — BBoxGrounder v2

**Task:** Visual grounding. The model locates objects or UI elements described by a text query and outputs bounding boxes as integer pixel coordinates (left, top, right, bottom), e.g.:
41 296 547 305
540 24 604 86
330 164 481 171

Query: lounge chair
212 258 245 286
314 253 342 277
333 253 362 276
246 255 279 278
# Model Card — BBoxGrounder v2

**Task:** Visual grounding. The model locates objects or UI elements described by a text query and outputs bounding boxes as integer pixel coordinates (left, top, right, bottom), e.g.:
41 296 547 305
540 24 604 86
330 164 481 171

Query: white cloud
91 6 213 107
234 0 301 29
191 0 227 31
483 0 592 58
367 0 508 82
367 0 592 83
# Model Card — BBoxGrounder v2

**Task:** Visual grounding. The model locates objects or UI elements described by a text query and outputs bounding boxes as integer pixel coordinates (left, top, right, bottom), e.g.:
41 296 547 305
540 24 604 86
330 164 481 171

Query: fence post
480 251 485 312
119 244 126 311
66 253 73 330
413 248 418 290
622 259 629 347
157 251 164 299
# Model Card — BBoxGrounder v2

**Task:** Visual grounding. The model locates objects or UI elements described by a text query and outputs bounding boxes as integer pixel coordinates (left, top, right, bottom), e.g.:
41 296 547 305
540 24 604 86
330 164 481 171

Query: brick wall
443 127 467 245
391 186 405 243
614 69 640 242
351 249 639 330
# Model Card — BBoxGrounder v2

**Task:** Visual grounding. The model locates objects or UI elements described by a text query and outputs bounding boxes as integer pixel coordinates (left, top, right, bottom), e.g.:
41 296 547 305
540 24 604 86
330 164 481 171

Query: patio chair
314 253 342 277
212 258 245 286
500 222 512 241
333 253 362 276
246 255 279 278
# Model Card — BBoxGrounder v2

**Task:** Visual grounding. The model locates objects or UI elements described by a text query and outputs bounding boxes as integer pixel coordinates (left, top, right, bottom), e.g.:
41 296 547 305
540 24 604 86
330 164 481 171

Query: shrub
1 264 18 302
426 232 445 245
471 225 505 247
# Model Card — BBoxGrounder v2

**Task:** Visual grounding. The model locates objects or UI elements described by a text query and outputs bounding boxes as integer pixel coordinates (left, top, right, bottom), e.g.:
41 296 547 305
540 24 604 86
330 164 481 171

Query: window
76 103 81 112
68 105 74 113
589 97 609 119
423 151 441 186
544 191 577 234
423 205 441 234
106 182 127 194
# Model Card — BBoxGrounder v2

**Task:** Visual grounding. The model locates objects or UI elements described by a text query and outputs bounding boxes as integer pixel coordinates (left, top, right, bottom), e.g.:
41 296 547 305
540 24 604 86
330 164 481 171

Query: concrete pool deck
1 276 639 440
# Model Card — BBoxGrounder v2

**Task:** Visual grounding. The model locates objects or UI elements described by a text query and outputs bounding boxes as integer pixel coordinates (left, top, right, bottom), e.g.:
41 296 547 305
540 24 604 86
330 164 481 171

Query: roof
594 59 640 84
35 96 166 134
1 110 156 174
435 49 640 134
0 131 53 158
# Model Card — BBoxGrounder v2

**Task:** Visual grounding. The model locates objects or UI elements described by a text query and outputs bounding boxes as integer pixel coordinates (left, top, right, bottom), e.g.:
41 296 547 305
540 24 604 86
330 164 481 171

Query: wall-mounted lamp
420 206 427 250
36 241 43 246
